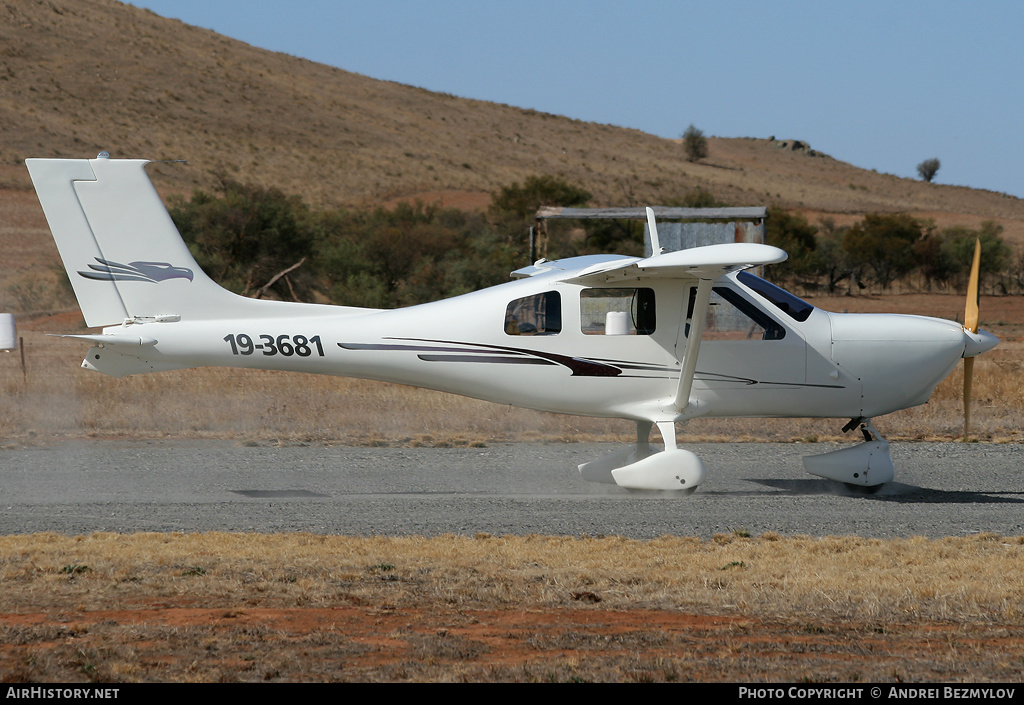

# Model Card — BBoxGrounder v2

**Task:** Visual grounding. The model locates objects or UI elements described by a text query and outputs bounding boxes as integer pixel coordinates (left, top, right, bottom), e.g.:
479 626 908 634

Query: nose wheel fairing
802 419 894 487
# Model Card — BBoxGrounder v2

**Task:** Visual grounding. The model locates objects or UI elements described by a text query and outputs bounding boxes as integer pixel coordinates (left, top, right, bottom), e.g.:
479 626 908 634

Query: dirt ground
3 533 1024 683
4 601 1023 682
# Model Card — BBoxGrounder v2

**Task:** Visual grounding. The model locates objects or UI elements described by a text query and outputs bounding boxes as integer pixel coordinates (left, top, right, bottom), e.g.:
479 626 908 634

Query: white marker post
0 313 24 381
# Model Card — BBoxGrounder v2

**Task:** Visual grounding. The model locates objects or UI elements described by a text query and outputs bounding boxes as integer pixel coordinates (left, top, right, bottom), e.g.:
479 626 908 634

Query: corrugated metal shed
532 206 767 258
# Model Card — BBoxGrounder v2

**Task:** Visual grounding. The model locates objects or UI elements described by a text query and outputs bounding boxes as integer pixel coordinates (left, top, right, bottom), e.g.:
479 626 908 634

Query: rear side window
505 291 561 335
580 288 656 335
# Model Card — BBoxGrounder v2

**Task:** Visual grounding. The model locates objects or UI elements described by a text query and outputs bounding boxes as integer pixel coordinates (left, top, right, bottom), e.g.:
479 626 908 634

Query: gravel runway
2 440 1023 538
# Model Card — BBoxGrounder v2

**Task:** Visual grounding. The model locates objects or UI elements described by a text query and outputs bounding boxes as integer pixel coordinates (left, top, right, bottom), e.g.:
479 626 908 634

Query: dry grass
3 532 1024 682
4 532 1022 621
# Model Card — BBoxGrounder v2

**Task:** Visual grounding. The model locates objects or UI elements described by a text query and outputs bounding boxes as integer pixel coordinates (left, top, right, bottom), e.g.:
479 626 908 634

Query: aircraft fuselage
84 263 985 426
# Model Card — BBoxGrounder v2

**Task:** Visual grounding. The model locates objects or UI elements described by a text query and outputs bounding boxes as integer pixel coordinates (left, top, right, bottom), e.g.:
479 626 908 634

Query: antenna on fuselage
646 207 663 255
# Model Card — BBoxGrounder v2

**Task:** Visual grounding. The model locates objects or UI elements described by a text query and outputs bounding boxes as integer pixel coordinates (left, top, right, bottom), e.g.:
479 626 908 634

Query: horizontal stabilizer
80 345 187 377
54 333 159 347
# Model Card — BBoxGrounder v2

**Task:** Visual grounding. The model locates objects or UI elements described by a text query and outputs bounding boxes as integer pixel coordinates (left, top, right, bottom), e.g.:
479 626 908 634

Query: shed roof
535 206 767 221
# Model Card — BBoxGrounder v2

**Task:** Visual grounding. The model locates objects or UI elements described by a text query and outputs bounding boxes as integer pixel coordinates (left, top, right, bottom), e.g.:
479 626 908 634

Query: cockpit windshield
736 271 815 322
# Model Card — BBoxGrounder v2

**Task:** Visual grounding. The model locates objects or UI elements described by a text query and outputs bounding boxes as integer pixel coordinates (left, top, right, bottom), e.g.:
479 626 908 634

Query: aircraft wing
564 243 787 285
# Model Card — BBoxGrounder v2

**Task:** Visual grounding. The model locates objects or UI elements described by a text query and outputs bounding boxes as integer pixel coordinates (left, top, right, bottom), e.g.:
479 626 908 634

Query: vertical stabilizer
27 156 273 327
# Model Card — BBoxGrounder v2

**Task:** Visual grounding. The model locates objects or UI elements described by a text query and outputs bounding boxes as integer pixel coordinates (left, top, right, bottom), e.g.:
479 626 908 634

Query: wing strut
674 278 713 412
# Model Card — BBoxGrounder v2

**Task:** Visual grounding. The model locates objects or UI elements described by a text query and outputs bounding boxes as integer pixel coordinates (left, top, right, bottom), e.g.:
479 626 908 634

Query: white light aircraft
27 155 999 494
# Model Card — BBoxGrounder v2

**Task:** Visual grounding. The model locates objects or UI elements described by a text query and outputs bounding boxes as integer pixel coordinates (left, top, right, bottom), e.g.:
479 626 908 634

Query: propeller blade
964 237 981 333
962 237 981 440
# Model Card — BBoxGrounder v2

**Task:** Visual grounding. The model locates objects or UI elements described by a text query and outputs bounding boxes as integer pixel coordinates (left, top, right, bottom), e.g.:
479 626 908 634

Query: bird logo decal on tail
78 258 194 283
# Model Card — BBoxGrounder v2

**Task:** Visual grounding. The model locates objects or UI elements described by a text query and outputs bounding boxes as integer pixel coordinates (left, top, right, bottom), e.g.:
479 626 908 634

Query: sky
128 0 1024 198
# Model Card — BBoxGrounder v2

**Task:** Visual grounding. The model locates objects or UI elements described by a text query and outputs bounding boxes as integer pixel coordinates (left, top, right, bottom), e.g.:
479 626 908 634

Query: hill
3 0 1024 290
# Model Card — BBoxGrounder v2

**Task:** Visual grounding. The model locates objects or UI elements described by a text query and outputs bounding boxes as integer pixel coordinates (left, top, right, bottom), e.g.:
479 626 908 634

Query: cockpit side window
505 291 561 335
580 287 656 335
686 286 786 341
737 270 814 322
